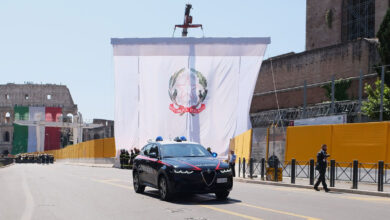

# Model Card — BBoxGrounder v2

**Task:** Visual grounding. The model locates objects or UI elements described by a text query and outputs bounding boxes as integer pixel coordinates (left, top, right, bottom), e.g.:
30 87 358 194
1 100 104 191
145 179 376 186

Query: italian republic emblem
168 68 208 116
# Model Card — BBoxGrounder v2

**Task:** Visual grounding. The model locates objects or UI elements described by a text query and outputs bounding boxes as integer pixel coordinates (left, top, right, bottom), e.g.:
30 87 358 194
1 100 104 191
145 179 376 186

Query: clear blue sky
0 0 306 120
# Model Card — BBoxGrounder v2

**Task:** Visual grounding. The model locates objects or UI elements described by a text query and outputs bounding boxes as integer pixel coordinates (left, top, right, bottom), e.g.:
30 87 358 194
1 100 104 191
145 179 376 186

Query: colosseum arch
3 131 10 142
4 112 11 124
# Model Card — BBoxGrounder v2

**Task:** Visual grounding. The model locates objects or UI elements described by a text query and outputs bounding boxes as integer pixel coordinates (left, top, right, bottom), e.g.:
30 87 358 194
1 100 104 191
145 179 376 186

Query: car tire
133 171 145 193
215 190 230 200
159 176 173 201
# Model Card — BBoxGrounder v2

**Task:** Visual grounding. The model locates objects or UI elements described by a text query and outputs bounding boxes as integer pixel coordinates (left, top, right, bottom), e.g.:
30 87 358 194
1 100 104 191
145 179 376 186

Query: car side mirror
149 152 158 159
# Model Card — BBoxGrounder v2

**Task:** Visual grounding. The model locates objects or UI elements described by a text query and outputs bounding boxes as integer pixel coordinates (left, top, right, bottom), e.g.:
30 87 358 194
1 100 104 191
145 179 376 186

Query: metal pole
303 80 307 119
291 159 296 184
358 70 363 122
243 158 246 179
249 158 253 179
352 160 358 189
331 75 335 114
330 160 335 187
238 158 241 177
260 158 265 180
309 159 315 185
378 161 384 192
380 66 385 121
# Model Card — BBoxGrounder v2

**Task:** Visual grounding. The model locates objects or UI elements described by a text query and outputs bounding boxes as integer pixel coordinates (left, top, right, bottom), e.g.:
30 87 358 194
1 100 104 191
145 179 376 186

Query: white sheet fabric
27 107 45 153
112 38 269 157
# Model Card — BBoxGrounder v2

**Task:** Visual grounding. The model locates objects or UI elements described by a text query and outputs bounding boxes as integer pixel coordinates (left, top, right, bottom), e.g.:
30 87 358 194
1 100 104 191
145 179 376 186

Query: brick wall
251 39 380 113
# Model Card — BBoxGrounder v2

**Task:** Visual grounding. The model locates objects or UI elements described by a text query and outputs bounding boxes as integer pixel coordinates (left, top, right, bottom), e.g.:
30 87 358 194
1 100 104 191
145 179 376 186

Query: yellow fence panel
38 138 116 159
332 122 388 163
286 122 390 163
233 129 252 161
286 125 332 162
103 138 116 158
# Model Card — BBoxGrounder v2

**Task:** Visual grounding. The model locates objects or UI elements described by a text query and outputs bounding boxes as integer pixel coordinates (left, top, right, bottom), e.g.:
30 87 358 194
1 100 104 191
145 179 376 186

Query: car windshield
161 144 212 158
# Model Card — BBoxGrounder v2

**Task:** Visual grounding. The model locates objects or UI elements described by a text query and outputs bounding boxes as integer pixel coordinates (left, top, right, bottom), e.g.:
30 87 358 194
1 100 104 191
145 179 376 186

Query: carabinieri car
132 138 233 201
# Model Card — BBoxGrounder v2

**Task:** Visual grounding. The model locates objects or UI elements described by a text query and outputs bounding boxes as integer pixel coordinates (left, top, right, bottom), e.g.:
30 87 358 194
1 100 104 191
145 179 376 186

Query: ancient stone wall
251 39 380 113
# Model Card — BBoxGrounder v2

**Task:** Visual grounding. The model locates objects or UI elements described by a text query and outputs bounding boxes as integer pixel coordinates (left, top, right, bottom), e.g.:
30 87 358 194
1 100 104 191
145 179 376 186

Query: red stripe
136 155 171 167
215 161 221 170
178 160 202 171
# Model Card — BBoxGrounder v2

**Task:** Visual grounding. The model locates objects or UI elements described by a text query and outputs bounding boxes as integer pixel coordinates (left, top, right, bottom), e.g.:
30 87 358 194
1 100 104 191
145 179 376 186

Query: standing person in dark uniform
228 150 237 177
314 144 330 192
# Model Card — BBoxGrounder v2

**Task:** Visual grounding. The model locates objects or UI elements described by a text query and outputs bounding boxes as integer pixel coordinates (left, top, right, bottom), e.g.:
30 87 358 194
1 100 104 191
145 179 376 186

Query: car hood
162 157 229 170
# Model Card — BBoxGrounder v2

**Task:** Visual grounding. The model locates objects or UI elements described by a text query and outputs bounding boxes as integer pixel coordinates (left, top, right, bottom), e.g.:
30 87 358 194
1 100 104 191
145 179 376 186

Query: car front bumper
168 171 233 194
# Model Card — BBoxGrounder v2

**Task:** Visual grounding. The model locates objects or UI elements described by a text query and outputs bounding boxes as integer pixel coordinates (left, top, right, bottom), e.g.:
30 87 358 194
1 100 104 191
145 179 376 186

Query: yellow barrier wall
285 125 332 162
38 138 116 159
286 122 390 163
232 129 252 161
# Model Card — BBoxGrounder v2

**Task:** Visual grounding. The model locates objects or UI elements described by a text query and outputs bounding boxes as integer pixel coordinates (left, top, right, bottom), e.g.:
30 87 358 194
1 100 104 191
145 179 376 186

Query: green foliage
322 79 351 101
362 79 390 120
377 8 390 66
377 8 390 86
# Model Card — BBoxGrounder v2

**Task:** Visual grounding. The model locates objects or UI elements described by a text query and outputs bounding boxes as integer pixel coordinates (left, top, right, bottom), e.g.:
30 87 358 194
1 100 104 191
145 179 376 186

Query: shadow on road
142 189 242 205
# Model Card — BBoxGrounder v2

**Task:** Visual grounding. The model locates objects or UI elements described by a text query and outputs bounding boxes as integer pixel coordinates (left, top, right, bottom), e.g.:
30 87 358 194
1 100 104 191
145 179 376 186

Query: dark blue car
132 140 233 201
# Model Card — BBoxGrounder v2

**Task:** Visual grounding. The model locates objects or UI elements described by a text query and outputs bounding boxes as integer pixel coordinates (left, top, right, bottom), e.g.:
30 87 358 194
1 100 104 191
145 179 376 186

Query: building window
4 131 10 142
5 94 10 100
5 112 11 123
25 94 29 100
342 0 375 42
47 94 51 100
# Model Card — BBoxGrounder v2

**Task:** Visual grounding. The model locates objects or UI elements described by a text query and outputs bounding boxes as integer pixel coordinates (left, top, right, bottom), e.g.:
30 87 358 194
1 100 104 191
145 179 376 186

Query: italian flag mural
11 106 62 155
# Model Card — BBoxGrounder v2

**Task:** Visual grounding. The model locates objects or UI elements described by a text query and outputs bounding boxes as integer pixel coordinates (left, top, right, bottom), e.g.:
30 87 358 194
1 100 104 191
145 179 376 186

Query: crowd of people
15 153 54 164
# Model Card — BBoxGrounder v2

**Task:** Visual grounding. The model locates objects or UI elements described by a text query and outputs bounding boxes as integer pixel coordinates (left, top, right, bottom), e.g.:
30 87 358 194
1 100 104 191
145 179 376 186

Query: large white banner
112 38 269 157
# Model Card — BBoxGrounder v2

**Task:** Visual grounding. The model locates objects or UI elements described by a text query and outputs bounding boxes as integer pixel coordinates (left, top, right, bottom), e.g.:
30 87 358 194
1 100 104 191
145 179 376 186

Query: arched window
5 112 11 124
4 131 10 142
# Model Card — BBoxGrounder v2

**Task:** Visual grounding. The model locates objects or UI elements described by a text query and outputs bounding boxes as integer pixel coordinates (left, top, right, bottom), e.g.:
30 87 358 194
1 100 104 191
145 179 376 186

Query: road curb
234 178 390 198
0 163 14 169
63 163 114 168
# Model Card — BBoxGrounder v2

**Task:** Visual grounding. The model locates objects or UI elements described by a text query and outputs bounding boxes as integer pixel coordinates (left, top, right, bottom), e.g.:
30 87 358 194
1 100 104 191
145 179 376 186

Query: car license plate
217 178 227 183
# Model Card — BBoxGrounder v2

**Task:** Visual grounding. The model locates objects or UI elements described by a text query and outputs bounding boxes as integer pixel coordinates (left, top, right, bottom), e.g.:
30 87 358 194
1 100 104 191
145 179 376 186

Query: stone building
83 119 114 142
249 0 390 161
0 83 78 154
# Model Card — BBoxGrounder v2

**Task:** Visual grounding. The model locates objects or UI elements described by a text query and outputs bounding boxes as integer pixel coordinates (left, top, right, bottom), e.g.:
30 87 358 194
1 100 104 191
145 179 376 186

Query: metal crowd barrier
237 157 390 192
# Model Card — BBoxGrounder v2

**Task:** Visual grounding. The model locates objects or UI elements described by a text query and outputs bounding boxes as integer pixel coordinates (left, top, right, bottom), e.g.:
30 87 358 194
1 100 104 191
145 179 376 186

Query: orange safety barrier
230 129 252 160
36 138 116 159
286 122 390 163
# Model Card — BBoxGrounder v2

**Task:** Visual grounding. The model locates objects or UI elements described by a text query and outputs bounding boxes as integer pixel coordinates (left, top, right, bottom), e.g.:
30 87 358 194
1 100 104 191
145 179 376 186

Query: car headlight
219 168 232 173
173 169 194 174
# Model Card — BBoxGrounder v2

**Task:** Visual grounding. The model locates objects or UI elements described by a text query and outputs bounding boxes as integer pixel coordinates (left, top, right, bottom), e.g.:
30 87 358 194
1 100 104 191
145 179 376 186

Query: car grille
201 170 216 186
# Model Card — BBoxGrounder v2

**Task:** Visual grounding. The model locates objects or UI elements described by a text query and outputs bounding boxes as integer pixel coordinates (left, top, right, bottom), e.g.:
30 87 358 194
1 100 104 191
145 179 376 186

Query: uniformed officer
314 144 330 192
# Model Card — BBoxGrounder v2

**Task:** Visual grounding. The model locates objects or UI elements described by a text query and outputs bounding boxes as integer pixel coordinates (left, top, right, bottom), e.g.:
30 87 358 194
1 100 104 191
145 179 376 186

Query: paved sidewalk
235 176 390 197
62 162 114 168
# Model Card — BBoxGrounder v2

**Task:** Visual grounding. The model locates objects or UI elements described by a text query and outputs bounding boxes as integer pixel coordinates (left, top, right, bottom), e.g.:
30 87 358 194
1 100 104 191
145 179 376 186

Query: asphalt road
1 164 389 220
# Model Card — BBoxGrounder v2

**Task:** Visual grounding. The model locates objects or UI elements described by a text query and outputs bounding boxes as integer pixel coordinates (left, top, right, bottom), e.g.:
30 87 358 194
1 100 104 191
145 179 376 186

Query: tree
362 9 390 120
361 79 390 120
377 8 390 86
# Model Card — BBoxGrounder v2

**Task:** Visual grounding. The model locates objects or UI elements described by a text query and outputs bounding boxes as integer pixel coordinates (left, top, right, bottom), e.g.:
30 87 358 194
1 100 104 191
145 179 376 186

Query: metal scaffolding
250 100 361 127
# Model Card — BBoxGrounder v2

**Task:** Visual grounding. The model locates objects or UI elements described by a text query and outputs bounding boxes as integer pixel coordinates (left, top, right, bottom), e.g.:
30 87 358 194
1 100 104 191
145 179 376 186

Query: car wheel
159 176 172 201
215 190 230 200
133 171 145 193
